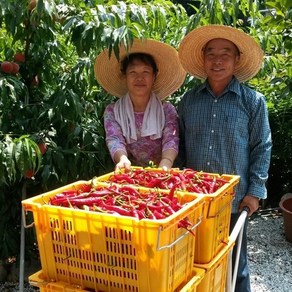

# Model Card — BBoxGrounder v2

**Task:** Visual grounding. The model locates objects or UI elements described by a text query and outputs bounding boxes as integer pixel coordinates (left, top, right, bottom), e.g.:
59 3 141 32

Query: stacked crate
94 167 240 292
22 167 239 292
29 270 88 292
22 179 204 291
191 173 239 292
178 239 235 292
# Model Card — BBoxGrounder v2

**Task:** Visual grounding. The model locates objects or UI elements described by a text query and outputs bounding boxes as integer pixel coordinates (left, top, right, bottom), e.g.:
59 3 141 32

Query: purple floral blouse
104 102 179 167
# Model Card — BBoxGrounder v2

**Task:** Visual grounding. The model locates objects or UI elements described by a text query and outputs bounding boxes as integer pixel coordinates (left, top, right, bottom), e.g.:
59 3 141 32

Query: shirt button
207 162 210 166
213 114 216 117
209 146 212 149
211 130 214 133
214 99 218 103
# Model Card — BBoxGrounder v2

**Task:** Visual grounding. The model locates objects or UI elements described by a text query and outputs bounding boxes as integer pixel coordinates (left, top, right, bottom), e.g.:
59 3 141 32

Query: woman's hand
158 157 173 170
115 155 131 172
159 150 177 170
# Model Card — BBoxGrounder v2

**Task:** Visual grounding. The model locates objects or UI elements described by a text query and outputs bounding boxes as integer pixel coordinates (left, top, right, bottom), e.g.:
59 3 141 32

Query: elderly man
177 25 272 291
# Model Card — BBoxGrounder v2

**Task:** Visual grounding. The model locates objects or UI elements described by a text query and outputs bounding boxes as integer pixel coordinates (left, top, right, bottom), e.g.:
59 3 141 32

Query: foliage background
0 0 291 263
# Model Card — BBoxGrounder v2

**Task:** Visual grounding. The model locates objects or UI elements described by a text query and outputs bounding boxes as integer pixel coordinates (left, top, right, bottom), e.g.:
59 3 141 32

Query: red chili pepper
160 196 173 206
66 196 105 207
178 218 196 237
50 191 77 203
131 208 140 220
99 201 132 216
139 202 161 210
51 188 112 206
162 204 176 216
188 183 204 194
170 199 182 212
80 184 92 193
104 196 115 205
153 210 166 219
168 183 180 200
109 174 136 184
135 209 146 219
207 178 216 193
61 190 78 196
49 193 78 205
92 205 120 215
90 190 113 197
144 207 156 219
182 169 198 179
119 185 140 196
145 177 163 188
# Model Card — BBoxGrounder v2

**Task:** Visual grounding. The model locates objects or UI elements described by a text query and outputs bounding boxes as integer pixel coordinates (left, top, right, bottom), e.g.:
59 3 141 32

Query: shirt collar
198 76 241 98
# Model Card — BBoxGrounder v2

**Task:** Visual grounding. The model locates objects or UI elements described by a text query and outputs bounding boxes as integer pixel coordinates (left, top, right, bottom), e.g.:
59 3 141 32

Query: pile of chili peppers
49 183 195 233
48 168 230 233
106 168 228 194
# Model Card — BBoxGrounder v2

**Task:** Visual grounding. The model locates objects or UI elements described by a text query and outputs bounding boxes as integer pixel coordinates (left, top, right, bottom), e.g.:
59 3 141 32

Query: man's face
203 38 240 83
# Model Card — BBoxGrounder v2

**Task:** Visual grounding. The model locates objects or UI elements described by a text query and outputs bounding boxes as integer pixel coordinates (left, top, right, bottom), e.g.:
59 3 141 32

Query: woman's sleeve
162 102 179 153
104 104 127 162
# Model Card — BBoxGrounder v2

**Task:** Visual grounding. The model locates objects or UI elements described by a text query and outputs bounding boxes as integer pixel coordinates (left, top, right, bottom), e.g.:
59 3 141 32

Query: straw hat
178 25 263 82
94 39 186 99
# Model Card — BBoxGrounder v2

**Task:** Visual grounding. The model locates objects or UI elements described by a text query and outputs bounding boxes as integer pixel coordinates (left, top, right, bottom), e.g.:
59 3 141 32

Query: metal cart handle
229 206 249 242
156 217 202 251
22 207 35 229
227 206 250 292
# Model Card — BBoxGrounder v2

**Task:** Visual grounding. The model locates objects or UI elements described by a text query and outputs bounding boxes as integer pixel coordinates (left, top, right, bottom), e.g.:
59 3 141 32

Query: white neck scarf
114 92 165 144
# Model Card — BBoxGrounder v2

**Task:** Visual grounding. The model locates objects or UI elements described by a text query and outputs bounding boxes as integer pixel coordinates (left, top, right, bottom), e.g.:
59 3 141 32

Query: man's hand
239 194 260 216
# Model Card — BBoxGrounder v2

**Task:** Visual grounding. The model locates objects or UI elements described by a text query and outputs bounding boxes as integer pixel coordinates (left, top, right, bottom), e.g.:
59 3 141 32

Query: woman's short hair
120 53 158 75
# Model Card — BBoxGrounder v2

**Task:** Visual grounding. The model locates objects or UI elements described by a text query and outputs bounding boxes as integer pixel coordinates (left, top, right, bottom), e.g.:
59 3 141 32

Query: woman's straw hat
178 25 263 82
94 39 186 99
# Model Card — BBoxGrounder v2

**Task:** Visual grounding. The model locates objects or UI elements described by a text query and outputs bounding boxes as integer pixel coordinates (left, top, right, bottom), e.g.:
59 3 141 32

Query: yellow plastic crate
194 174 239 264
29 270 88 291
29 268 206 292
22 181 204 292
194 239 235 292
175 267 205 292
93 167 240 264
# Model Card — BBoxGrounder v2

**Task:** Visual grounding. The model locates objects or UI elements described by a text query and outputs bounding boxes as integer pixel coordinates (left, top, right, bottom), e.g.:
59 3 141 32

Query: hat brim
178 25 263 82
94 39 186 99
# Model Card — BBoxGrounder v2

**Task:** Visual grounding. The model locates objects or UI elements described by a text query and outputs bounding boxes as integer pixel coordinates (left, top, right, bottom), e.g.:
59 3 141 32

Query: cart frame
226 206 250 292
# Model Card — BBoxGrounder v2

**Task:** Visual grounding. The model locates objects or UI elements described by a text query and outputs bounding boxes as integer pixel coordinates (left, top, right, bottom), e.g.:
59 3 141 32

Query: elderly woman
95 39 186 171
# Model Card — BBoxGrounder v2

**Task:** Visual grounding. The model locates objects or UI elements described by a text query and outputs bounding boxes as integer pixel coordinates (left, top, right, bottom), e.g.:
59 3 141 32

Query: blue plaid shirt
177 77 272 213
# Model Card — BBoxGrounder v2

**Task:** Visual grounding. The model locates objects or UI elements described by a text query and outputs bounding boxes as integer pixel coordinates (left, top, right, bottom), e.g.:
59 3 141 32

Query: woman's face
125 59 156 98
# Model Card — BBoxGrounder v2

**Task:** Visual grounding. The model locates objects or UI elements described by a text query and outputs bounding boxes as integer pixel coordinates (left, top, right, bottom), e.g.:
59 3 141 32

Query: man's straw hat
94 38 186 99
178 25 264 82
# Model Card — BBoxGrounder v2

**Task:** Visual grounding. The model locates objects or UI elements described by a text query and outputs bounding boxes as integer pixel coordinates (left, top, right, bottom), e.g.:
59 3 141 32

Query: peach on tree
1 61 13 74
14 53 25 63
11 62 20 75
